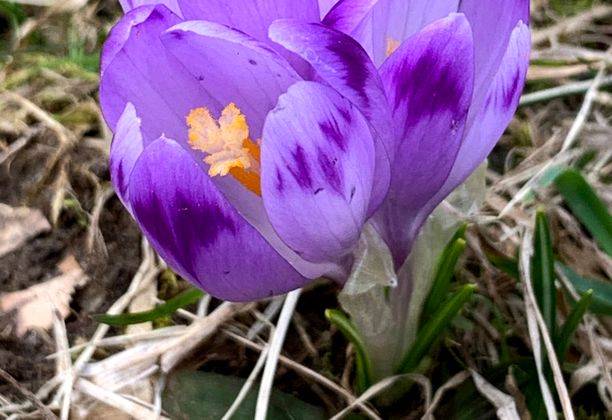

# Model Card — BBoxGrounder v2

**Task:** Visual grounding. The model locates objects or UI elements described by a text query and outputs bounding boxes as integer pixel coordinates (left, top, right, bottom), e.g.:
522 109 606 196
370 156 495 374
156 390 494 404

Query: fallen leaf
0 255 88 336
0 203 51 258
471 370 520 420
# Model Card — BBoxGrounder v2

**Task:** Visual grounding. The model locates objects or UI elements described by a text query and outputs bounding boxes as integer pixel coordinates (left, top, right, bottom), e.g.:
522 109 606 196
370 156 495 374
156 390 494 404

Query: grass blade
557 263 612 315
325 309 373 393
421 224 468 325
555 168 612 256
397 284 476 374
555 290 592 360
94 288 205 326
532 209 556 336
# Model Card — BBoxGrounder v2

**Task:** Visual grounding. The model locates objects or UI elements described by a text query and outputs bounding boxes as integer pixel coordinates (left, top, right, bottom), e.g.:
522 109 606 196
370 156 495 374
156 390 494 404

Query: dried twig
330 374 429 420
503 60 609 217
160 301 251 372
519 230 574 420
74 379 169 420
0 368 57 420
422 371 470 419
221 345 270 420
471 370 520 420
224 330 381 419
519 74 612 106
255 289 301 420
531 5 612 45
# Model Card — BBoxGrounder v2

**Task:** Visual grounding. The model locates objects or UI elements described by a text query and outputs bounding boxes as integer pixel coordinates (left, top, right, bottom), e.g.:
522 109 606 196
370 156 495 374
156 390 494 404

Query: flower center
386 37 400 57
187 103 262 196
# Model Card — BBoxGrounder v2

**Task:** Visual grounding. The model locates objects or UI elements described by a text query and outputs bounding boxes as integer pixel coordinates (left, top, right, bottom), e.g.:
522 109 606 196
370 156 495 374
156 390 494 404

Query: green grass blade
557 263 612 315
94 288 206 326
555 168 612 256
325 309 373 393
555 290 592 360
421 224 468 325
485 250 519 279
532 209 556 336
397 284 476 374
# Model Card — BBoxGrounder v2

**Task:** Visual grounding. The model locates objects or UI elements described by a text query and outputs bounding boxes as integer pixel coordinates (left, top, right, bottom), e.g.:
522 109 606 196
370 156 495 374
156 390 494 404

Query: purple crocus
101 0 530 301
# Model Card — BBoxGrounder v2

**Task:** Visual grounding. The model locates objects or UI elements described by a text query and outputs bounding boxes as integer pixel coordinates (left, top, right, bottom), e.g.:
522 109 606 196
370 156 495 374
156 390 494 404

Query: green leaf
421 225 468 324
555 290 592 360
485 250 519 279
163 371 326 420
94 288 205 326
555 168 612 256
325 309 373 393
557 263 612 315
532 209 556 336
397 284 476 374
550 0 593 15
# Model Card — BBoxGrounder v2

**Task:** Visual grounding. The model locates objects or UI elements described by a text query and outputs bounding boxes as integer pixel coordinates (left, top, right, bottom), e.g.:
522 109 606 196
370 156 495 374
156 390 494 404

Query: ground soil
0 125 141 399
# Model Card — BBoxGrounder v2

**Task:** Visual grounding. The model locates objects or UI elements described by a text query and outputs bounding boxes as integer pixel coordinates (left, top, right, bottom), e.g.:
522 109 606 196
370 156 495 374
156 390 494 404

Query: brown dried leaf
0 255 88 336
471 370 520 420
0 203 51 258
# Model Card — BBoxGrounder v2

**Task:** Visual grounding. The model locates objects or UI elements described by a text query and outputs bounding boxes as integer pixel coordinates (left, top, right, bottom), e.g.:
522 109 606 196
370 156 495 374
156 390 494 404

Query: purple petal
128 137 309 301
161 20 301 138
322 0 378 35
269 20 391 214
109 103 144 210
431 22 531 205
459 0 529 128
318 0 338 17
118 0 182 16
324 0 458 66
373 13 475 266
261 81 376 265
177 0 320 43
100 4 215 143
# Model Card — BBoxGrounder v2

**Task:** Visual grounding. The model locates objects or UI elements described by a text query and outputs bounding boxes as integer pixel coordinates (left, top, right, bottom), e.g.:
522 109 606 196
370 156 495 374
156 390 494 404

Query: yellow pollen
386 37 400 57
187 103 261 196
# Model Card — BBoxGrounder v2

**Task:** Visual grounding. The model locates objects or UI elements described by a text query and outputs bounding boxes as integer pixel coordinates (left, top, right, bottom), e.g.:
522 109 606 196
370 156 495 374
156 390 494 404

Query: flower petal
100 4 215 142
118 0 182 16
118 0 323 34
128 137 309 301
161 20 301 138
318 0 338 17
431 22 531 205
373 13 474 266
459 0 529 125
322 0 378 35
269 19 391 214
261 81 376 265
324 0 459 66
177 0 320 43
109 103 144 210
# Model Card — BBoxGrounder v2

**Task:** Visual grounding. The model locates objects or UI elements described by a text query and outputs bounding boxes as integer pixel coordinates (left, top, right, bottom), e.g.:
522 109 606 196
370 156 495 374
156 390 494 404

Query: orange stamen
187 103 261 196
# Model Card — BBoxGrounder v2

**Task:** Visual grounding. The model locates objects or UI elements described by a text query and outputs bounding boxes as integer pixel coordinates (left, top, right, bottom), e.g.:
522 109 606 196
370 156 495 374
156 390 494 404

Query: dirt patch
0 113 142 400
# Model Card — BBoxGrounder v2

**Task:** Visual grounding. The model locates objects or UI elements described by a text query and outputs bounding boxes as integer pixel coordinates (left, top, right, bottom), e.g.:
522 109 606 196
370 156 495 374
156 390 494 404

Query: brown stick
0 367 57 420
532 5 612 45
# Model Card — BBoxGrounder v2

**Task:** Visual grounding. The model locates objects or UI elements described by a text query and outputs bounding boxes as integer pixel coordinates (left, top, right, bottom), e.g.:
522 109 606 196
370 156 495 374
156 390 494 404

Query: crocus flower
101 0 530 301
